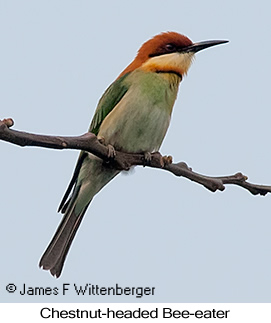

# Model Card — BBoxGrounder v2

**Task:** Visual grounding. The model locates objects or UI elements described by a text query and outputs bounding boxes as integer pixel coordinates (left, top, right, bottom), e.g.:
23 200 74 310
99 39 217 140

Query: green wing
89 73 129 135
58 73 130 212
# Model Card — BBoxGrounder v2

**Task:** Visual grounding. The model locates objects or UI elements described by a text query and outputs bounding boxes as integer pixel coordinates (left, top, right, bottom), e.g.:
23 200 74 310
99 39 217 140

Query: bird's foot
98 137 116 159
143 152 152 167
107 144 116 159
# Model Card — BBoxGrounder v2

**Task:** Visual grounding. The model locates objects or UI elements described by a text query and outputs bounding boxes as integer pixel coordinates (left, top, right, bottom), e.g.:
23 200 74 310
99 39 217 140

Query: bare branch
1 118 271 196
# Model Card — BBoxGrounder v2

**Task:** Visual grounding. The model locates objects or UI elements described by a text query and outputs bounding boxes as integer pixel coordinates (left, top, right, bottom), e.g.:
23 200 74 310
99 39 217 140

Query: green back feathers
89 74 129 135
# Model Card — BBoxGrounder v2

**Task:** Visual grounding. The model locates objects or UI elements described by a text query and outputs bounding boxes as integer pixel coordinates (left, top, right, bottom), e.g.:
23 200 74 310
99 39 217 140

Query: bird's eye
149 43 177 57
165 43 176 52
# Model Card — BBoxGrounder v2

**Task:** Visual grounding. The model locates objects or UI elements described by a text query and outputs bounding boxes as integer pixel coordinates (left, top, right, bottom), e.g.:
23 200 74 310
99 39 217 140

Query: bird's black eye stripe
149 43 178 57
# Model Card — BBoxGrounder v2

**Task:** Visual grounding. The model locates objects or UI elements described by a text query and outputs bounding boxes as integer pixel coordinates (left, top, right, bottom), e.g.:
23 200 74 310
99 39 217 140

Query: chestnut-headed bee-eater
39 32 228 277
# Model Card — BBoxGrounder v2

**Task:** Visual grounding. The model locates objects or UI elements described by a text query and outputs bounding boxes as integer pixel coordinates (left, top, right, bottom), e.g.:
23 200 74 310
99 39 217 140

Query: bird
39 31 228 277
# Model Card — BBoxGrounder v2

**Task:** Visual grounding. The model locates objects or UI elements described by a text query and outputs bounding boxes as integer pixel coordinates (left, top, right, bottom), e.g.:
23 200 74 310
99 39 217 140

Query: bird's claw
143 152 152 166
98 137 116 160
107 144 116 159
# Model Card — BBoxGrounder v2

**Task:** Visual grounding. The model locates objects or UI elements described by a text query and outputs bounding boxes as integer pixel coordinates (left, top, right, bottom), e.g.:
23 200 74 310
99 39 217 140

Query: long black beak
182 40 229 53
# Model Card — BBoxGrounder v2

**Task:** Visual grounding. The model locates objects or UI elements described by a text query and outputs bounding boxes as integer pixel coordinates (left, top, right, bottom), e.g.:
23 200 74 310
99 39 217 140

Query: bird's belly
98 101 171 153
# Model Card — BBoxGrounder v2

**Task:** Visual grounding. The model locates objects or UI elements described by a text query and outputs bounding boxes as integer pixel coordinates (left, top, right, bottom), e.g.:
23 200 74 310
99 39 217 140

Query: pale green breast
98 69 181 153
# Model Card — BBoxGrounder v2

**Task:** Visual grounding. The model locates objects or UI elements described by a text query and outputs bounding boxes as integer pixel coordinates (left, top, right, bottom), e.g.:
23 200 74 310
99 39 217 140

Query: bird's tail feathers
39 184 90 278
40 155 120 278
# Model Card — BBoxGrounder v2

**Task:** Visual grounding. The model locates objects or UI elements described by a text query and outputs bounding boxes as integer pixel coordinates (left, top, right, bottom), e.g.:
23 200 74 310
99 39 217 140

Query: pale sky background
1 0 271 303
